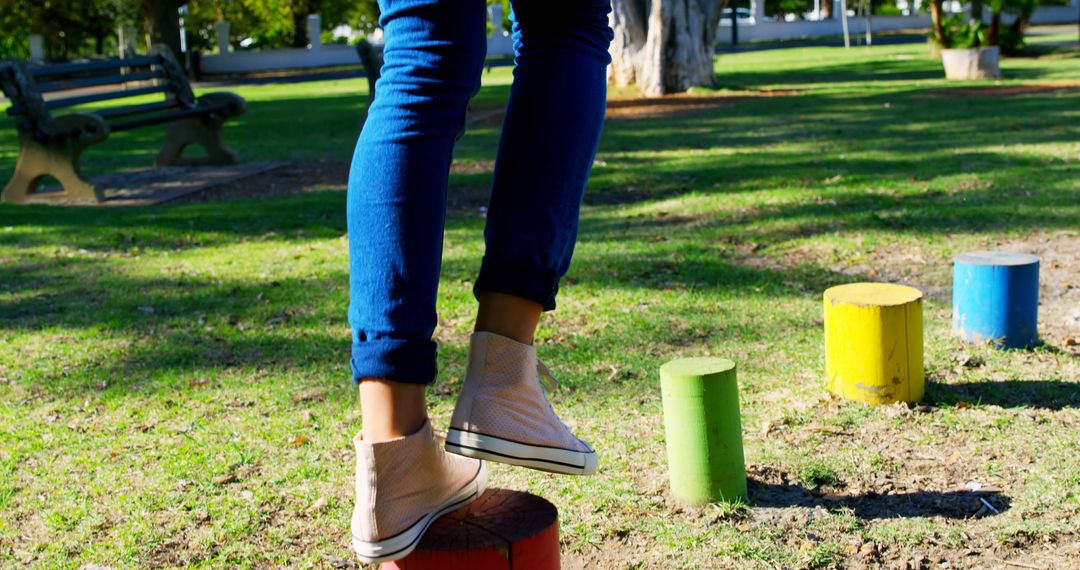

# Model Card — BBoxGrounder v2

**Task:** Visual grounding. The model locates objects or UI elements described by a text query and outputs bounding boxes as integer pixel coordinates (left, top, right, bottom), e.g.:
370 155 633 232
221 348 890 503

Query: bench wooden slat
108 106 219 131
38 70 164 93
30 55 159 78
94 100 182 120
43 85 171 111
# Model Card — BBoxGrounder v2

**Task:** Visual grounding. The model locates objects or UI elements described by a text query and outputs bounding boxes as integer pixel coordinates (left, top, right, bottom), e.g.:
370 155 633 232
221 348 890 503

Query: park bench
0 46 245 204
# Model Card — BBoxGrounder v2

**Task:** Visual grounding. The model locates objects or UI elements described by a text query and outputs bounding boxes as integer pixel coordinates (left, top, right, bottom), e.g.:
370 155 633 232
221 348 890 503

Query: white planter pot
941 47 1001 80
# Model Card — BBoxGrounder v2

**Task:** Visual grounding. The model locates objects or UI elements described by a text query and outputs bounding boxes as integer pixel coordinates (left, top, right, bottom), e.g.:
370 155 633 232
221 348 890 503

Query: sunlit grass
2 41 1079 568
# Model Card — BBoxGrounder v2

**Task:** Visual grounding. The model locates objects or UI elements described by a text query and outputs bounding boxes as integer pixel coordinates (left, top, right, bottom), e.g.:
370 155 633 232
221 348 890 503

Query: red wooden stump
381 489 559 570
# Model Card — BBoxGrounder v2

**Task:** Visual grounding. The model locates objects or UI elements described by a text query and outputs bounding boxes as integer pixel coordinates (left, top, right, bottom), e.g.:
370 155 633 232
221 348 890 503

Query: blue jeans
347 0 614 385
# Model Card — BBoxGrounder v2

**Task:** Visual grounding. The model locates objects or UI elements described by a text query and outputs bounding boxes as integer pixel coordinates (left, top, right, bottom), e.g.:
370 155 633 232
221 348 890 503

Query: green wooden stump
660 357 747 505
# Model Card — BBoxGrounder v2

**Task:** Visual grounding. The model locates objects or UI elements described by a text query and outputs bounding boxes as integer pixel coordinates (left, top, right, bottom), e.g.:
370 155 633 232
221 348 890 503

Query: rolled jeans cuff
351 337 437 385
473 255 561 311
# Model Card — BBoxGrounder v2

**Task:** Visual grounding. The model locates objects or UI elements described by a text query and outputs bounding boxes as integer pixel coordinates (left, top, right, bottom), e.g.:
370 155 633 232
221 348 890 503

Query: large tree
1 0 136 59
141 0 187 57
184 0 292 52
609 0 726 97
288 0 376 47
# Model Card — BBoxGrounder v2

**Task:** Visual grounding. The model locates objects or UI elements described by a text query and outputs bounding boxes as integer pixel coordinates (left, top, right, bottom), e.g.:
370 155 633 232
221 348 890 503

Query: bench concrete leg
1 133 101 204
156 115 239 167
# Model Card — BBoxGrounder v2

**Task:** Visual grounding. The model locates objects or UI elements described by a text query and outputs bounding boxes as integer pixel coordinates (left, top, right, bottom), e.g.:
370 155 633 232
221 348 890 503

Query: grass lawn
2 39 1079 569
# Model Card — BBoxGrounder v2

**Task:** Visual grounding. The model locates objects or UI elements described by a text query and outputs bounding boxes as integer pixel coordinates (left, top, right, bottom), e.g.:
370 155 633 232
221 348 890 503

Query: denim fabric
347 0 613 385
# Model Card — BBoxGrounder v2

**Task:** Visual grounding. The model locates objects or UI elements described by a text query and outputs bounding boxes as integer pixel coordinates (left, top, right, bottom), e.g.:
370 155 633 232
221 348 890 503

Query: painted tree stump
824 283 924 404
659 357 747 505
382 489 559 570
953 251 1040 349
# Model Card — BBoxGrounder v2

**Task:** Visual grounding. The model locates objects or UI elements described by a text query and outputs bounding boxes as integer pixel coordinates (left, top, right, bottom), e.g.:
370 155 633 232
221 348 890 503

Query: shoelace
536 360 583 442
536 360 558 395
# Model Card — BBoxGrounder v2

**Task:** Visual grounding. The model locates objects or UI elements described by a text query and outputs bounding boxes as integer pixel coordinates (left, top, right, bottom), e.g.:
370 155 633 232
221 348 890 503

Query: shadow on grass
749 479 1011 519
2 83 1077 250
0 92 371 181
0 221 851 393
925 379 1080 410
714 55 1053 88
0 251 352 390
0 190 349 251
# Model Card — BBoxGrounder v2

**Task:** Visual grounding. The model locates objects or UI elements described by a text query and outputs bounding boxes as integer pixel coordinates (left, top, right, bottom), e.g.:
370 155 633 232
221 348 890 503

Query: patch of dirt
160 89 801 206
167 159 494 211
170 160 348 204
741 392 1079 569
605 90 801 121
993 232 1080 347
745 231 1080 352
920 81 1080 98
466 89 801 127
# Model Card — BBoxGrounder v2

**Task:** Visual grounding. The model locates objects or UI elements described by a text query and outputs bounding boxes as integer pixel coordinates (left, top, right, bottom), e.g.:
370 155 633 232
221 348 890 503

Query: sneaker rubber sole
445 428 597 476
352 461 487 564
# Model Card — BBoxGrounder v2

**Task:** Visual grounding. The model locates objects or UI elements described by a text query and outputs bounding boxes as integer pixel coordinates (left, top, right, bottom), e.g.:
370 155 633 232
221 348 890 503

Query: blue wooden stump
952 252 1040 349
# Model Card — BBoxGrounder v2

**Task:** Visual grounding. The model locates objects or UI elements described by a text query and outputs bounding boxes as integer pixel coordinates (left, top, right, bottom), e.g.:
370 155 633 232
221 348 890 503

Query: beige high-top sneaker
445 332 598 476
351 420 487 564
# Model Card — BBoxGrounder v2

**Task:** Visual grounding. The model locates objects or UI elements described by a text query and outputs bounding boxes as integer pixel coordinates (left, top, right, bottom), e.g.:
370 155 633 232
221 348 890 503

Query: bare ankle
474 292 542 345
358 380 428 441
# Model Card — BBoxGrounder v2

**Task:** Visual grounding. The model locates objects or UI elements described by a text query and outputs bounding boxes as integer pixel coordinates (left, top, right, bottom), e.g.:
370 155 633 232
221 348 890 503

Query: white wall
199 44 361 74
202 6 515 74
1029 5 1079 25
198 4 1078 75
718 15 933 44
716 4 1077 45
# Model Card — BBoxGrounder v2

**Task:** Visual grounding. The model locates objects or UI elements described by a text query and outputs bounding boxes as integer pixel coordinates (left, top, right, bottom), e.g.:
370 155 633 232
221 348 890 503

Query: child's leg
347 0 488 441
473 0 613 313
348 1 491 563
446 0 613 477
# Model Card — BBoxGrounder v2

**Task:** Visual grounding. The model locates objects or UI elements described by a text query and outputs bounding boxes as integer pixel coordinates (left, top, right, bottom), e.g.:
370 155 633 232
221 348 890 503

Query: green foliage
766 0 814 20
183 0 380 51
0 0 382 59
998 0 1039 54
938 15 987 49
184 0 293 52
0 3 31 58
0 0 139 59
767 0 903 20
997 21 1026 54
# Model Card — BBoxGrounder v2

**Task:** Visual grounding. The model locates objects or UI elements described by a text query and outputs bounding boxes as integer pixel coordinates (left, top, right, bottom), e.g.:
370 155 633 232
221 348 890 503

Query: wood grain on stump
382 489 559 570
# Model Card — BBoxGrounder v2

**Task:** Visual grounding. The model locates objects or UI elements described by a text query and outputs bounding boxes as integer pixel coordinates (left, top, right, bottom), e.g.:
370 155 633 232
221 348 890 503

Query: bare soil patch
168 159 495 211
745 231 1080 352
170 160 348 204
465 89 801 127
920 81 1080 98
994 232 1080 348
605 90 801 121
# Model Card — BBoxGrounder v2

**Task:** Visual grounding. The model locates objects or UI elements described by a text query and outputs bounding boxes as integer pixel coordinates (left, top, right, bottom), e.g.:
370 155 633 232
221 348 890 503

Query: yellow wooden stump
824 283 924 404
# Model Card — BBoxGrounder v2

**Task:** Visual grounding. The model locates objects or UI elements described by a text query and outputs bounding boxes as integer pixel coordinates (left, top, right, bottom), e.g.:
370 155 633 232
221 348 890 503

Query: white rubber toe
445 428 597 476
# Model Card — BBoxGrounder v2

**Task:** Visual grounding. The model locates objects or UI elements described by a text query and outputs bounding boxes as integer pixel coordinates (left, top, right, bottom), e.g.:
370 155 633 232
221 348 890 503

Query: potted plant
928 0 997 79
938 15 1000 79
926 0 1039 79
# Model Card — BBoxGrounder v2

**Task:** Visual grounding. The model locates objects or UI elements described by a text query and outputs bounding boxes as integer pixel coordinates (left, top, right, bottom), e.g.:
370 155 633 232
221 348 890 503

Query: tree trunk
1007 6 1033 41
292 11 309 47
988 9 1000 46
928 0 947 48
291 0 322 48
141 0 184 58
609 0 723 97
